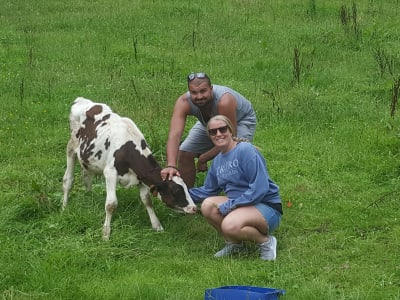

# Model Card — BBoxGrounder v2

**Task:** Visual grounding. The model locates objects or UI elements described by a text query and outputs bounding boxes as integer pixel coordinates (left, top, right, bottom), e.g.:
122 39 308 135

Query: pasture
1 0 400 299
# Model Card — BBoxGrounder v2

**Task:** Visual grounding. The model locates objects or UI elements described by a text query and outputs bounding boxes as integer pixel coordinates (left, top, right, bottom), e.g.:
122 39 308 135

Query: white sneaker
259 236 277 261
214 242 246 258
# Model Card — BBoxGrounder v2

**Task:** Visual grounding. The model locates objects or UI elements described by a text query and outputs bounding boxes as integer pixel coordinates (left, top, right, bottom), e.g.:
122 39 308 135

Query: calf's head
151 176 197 214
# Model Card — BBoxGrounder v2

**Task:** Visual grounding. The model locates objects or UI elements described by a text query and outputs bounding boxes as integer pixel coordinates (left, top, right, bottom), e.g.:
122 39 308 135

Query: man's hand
161 166 180 181
196 158 208 172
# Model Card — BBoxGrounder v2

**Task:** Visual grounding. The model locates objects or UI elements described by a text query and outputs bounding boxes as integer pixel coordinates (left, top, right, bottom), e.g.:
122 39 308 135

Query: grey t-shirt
186 85 256 127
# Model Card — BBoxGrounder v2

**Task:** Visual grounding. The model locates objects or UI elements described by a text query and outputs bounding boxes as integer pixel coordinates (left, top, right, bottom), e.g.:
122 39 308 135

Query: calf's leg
139 185 163 231
103 167 118 240
82 169 94 192
62 139 77 210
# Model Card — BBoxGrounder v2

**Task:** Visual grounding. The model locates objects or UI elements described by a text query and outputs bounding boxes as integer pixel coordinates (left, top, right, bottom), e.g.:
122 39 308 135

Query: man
161 72 257 187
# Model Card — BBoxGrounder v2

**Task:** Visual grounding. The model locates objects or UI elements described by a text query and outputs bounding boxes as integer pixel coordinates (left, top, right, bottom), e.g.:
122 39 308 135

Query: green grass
1 0 400 299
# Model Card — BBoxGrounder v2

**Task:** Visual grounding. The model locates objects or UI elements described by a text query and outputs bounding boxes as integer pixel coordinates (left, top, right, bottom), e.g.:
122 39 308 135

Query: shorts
254 202 282 233
179 120 256 154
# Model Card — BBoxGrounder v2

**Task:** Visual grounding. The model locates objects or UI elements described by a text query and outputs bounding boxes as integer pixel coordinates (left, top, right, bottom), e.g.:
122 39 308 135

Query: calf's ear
149 185 159 197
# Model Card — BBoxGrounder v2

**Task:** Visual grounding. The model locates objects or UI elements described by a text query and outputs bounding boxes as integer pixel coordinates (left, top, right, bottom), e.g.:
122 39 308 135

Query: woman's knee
200 199 215 217
220 218 241 235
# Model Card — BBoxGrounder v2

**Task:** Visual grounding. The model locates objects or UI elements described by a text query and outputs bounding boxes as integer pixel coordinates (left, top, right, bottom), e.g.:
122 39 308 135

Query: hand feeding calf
62 97 196 240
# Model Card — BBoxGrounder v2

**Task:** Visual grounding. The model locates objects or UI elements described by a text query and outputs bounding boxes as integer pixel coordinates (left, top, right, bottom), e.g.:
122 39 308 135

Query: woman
189 115 282 261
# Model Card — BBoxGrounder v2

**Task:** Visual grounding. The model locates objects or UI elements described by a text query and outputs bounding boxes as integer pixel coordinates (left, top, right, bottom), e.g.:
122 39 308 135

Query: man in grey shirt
161 72 257 187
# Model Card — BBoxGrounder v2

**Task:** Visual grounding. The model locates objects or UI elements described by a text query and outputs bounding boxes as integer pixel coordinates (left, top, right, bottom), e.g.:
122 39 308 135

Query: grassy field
1 0 400 299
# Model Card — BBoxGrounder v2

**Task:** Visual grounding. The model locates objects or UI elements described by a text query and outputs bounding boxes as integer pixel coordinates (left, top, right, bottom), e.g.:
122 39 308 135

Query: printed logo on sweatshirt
216 159 239 177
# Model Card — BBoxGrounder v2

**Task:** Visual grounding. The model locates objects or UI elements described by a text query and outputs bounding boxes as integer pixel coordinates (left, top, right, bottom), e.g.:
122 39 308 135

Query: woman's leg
220 206 269 244
201 196 248 257
200 196 228 234
222 205 280 260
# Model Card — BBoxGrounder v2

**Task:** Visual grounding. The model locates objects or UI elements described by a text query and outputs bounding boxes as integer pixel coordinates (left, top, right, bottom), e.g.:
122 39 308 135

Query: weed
292 47 301 86
339 3 362 39
390 76 400 117
19 79 25 105
307 0 317 19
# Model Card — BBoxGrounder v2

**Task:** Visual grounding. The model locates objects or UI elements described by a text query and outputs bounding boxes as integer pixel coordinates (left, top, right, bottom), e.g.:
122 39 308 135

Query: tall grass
1 0 400 299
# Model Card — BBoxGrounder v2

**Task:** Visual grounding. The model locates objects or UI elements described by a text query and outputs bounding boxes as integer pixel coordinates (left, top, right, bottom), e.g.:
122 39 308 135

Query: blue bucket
204 285 286 300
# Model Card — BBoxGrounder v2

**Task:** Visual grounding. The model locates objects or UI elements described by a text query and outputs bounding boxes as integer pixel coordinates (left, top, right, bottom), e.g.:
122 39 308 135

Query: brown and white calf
62 97 196 240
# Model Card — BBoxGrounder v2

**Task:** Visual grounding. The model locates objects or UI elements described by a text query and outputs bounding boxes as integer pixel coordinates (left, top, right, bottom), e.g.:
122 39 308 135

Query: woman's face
208 119 232 149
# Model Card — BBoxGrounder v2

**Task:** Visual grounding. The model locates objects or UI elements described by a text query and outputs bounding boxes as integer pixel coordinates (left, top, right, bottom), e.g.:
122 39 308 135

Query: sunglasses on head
208 125 229 136
187 72 207 81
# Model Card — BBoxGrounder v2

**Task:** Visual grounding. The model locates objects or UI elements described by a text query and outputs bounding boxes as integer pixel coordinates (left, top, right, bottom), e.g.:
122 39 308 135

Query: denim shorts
180 120 256 153
254 202 282 233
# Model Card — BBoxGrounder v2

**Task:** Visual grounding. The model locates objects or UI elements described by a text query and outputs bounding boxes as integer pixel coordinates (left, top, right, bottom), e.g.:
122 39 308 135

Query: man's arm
161 95 190 180
217 93 238 131
196 146 220 172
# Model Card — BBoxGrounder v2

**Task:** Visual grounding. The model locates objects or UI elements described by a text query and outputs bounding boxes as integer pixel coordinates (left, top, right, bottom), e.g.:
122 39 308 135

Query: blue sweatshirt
189 142 281 216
